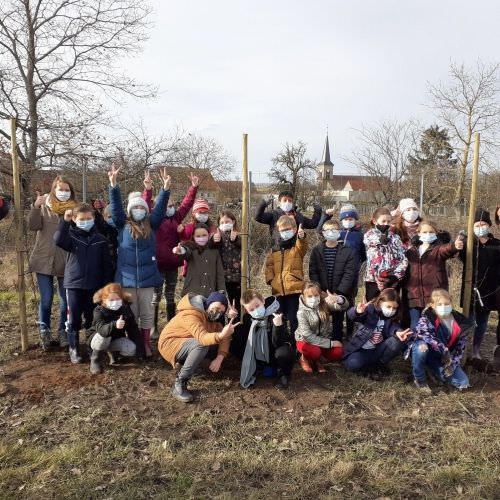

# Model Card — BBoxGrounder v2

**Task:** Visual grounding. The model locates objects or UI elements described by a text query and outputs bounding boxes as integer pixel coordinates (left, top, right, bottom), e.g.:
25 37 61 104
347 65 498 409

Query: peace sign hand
159 167 171 190
108 163 120 187
356 300 368 314
188 172 199 187
227 299 238 320
272 313 283 327
220 317 241 340
143 169 153 190
396 328 412 342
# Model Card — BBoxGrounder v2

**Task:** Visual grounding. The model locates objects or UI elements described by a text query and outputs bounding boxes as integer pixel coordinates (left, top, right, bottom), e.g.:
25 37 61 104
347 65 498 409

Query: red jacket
142 185 198 272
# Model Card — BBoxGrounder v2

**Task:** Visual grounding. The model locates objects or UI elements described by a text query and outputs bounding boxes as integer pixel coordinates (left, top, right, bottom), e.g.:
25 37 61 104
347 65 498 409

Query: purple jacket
142 185 198 272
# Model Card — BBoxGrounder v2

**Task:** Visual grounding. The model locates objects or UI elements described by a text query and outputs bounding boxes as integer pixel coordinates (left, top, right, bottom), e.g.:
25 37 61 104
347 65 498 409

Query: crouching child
86 283 145 374
233 289 295 389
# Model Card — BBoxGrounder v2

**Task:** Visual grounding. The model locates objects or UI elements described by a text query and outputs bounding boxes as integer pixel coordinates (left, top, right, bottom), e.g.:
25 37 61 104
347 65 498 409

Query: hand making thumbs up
172 243 186 255
297 223 305 239
116 315 125 329
213 229 222 243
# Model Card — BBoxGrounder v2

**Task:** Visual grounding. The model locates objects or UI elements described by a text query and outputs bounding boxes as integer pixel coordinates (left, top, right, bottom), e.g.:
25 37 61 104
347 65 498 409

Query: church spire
321 133 333 166
317 131 334 181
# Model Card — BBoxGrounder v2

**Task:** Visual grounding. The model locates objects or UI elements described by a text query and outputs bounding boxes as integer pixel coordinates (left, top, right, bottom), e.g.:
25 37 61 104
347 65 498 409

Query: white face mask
280 201 293 213
131 208 146 221
280 229 295 241
381 306 397 318
166 206 175 217
419 233 437 244
107 299 122 311
55 190 71 202
219 223 233 232
342 219 355 229
474 226 489 238
305 297 320 308
195 213 209 223
402 210 419 223
323 229 340 241
435 304 453 317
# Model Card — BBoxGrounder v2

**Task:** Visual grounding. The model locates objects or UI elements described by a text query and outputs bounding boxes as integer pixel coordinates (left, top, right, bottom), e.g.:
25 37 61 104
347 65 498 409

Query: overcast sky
120 0 500 181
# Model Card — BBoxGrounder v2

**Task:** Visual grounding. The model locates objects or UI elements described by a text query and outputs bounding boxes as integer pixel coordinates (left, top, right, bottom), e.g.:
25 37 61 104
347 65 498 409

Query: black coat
86 302 144 356
94 211 118 270
308 242 356 297
54 220 114 290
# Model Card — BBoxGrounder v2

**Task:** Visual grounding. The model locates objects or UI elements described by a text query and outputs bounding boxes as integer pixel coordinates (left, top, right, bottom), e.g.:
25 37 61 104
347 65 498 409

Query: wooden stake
241 134 249 295
10 118 29 352
462 132 480 317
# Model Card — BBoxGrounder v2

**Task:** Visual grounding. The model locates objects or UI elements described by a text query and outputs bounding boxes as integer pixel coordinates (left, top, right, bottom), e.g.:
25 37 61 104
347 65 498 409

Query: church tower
317 133 333 180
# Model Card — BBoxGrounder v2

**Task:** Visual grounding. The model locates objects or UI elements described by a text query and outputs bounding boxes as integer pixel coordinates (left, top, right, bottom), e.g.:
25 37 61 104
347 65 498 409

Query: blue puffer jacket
109 185 170 288
54 220 113 290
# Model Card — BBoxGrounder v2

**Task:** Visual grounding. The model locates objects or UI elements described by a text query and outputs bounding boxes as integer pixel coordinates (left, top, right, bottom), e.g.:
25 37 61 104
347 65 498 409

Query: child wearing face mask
265 215 308 334
108 164 171 358
141 172 199 336
405 221 463 329
86 283 144 374
179 198 217 241
255 190 322 244
309 219 356 342
234 289 295 389
393 198 422 249
343 288 412 377
212 211 242 315
173 224 226 297
407 289 473 392
295 282 348 373
364 207 408 301
54 203 113 363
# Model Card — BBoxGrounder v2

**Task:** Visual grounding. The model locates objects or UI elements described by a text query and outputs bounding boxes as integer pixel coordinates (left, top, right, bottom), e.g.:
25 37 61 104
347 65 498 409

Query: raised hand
219 317 241 340
172 243 186 255
356 300 368 314
63 209 73 222
188 172 199 187
159 167 171 190
34 191 48 208
272 313 283 327
177 223 184 234
297 223 305 239
143 169 153 190
116 315 125 329
325 207 336 216
396 328 412 342
213 229 222 243
454 235 464 251
227 300 238 320
108 162 120 187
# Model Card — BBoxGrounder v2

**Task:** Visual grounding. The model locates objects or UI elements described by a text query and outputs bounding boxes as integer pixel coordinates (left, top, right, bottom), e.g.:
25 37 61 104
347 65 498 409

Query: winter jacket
459 235 500 311
109 185 169 288
308 242 356 297
212 231 241 283
295 295 349 346
364 227 408 288
406 308 473 375
255 199 322 243
265 236 308 296
404 240 457 308
94 211 118 270
343 304 403 358
142 185 198 272
158 293 226 366
54 220 113 290
27 204 67 277
86 301 144 356
177 243 226 297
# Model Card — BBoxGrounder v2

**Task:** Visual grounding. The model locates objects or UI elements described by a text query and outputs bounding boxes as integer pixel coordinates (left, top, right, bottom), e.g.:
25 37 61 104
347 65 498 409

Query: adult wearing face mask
158 292 239 402
458 208 500 360
28 176 77 350
393 198 423 249
141 171 199 336
108 163 171 358
255 190 322 244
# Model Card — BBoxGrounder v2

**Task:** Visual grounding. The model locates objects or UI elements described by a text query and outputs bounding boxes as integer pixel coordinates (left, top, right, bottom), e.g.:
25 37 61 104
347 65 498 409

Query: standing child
108 164 171 358
212 210 242 315
54 203 113 363
393 198 422 249
179 198 216 241
408 289 473 392
295 282 348 373
173 224 226 297
405 221 462 329
364 207 408 301
343 289 412 376
265 216 308 334
86 283 145 374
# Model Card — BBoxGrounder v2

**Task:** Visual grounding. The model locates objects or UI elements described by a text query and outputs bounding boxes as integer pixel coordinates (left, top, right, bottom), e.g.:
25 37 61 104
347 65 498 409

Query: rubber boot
90 349 104 374
39 325 52 351
150 304 160 340
171 376 193 403
67 331 82 364
141 328 152 358
166 302 176 322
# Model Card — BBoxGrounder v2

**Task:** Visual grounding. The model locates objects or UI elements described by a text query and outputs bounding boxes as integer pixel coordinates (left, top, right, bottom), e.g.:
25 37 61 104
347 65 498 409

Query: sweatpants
175 339 209 380
66 289 96 349
123 287 154 329
277 293 300 334
343 336 403 372
297 341 343 362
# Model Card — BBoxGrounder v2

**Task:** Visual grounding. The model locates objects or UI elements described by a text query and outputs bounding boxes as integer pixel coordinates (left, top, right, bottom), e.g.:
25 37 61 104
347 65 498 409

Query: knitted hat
193 198 210 213
398 198 418 213
205 291 229 309
474 207 492 226
339 203 359 220
126 192 149 215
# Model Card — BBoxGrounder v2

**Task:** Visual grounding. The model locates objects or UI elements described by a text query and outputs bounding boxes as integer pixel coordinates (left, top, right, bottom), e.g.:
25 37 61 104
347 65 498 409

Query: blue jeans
344 336 403 372
412 340 469 388
469 309 490 349
36 273 67 331
409 307 423 330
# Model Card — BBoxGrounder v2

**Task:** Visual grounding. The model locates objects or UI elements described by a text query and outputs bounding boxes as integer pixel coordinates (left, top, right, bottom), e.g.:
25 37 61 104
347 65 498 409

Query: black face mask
376 224 390 233
207 310 223 322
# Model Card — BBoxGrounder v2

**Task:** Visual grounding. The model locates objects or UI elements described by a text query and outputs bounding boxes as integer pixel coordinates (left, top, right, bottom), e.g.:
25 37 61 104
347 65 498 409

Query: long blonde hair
128 218 152 240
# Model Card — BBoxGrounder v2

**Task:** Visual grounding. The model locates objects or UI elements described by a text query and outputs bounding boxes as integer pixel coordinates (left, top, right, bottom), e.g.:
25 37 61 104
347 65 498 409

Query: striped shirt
323 246 338 288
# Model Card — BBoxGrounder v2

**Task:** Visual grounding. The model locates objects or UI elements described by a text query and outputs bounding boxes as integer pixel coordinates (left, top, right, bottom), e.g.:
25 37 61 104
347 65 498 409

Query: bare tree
0 0 155 193
428 61 500 207
348 120 420 205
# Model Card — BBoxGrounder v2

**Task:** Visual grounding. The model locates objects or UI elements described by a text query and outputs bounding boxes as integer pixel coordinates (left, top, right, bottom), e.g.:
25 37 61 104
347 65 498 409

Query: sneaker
69 347 82 364
39 329 52 350
171 377 193 403
299 355 313 374
58 330 69 348
414 379 432 394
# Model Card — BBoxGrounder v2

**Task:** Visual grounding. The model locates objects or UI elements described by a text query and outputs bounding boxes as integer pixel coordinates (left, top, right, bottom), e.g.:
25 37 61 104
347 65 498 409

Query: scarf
240 298 280 388
46 195 76 216
403 220 420 239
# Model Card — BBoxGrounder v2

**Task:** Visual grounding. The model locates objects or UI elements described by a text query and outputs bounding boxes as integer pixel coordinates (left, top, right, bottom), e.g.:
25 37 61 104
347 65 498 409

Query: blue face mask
131 208 146 221
474 226 489 238
280 229 295 241
419 233 437 243
76 219 94 232
249 305 266 319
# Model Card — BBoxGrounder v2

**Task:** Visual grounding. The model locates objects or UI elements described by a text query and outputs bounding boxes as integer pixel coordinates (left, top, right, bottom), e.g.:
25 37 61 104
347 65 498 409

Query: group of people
27 166 500 403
